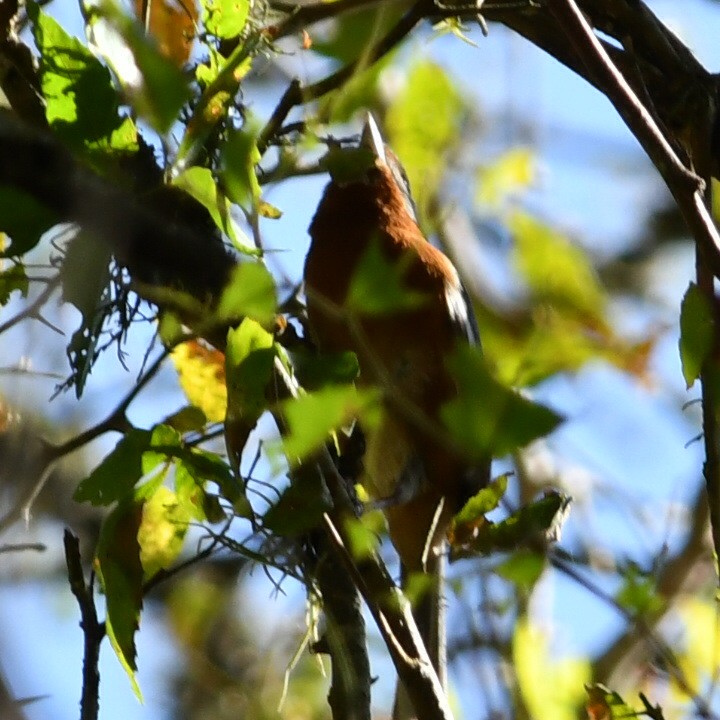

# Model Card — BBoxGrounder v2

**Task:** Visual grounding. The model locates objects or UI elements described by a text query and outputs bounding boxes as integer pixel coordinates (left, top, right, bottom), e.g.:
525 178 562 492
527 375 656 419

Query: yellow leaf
138 486 190 579
171 340 227 423
513 617 590 720
669 597 720 703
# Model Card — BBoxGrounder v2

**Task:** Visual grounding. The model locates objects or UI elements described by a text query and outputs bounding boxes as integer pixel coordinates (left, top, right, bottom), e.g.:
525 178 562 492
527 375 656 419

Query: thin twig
0 275 61 336
63 530 104 720
0 542 45 553
257 2 425 155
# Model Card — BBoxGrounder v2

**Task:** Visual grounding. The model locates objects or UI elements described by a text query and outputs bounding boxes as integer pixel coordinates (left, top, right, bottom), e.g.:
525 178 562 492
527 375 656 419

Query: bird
304 113 490 718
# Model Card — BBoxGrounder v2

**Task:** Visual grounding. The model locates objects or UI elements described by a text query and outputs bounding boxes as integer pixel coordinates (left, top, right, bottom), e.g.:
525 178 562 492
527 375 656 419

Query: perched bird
304 113 490 717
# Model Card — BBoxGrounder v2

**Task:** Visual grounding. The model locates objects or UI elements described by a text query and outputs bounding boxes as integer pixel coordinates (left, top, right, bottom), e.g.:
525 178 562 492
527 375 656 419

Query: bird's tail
392 550 447 720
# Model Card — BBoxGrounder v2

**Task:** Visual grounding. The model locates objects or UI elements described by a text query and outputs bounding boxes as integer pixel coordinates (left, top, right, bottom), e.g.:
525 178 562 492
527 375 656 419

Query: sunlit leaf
176 41 255 171
342 515 381 561
0 261 28 304
172 340 228 424
222 123 262 212
451 491 570 558
453 474 508 526
476 148 535 210
216 262 277 327
225 318 275 466
95 500 144 701
386 60 465 224
442 344 562 459
509 210 606 322
30 3 138 153
514 618 590 720
173 460 211 521
172 167 257 255
282 385 381 464
138 485 191 579
203 0 249 39
141 423 182 479
679 282 714 388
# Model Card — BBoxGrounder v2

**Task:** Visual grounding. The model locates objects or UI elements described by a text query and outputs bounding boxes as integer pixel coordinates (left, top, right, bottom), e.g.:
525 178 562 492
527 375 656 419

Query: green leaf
74 429 153 505
385 60 465 224
615 566 665 617
585 684 637 720
141 424 182 478
203 0 250 39
225 318 276 464
95 500 144 701
221 123 262 212
138 485 191 579
496 550 545 590
83 0 190 134
454 474 508 525
180 447 250 516
442 345 562 459
0 186 58 257
509 211 606 322
162 405 208 434
342 515 381 561
61 232 112 319
476 148 535 210
282 385 381 464
453 492 570 557
290 349 360 390
216 262 277 327
0 261 29 304
174 460 210 521
61 232 113 397
172 167 257 255
347 239 427 315
175 40 255 171
263 465 332 536
679 282 714 388
29 2 137 154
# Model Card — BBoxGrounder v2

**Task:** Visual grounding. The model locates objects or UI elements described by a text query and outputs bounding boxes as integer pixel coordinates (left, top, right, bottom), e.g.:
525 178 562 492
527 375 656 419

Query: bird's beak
360 112 386 164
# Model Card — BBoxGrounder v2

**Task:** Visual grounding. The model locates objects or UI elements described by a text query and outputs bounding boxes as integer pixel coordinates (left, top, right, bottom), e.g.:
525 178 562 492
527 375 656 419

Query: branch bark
64 530 105 720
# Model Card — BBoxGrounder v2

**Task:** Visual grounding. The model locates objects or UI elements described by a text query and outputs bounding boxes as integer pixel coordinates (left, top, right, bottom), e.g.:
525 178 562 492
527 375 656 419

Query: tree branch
63 529 105 720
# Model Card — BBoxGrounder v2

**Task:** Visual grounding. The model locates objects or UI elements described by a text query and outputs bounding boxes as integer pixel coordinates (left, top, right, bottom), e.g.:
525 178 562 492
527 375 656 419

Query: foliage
0 0 719 719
